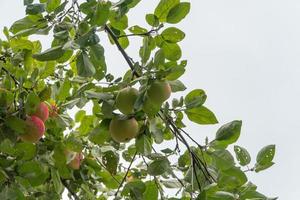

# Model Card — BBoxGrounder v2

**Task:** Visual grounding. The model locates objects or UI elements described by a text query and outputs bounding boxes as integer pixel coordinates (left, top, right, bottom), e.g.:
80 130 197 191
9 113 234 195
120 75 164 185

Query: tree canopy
0 0 276 199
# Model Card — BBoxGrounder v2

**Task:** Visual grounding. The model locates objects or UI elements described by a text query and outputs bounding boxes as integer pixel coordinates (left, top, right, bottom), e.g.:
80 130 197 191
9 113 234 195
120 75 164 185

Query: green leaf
17 161 49 187
51 168 63 194
65 136 83 152
139 37 151 64
53 145 71 179
136 134 152 156
218 166 248 189
5 116 27 135
76 51 96 77
102 150 119 175
75 30 100 48
166 2 191 24
154 0 180 22
185 106 218 125
147 157 170 176
129 25 148 34
24 0 34 5
26 3 45 15
256 145 276 166
208 191 236 200
85 91 114 101
161 180 182 188
255 162 275 173
145 14 159 27
234 145 251 166
89 44 107 80
161 42 182 61
15 142 37 161
211 149 235 170
0 139 15 156
46 0 61 13
149 118 164 144
90 1 111 26
32 46 65 61
75 110 86 122
0 185 25 200
168 80 186 92
77 115 95 136
56 79 71 102
89 120 110 145
161 27 185 43
10 15 46 35
215 120 242 145
143 181 158 200
184 89 207 109
39 87 52 101
122 180 146 199
25 92 40 115
109 12 128 30
240 190 268 200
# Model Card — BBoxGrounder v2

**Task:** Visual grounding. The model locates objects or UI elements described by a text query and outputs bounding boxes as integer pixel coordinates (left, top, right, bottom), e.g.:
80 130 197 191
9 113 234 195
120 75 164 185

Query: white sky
1 0 299 199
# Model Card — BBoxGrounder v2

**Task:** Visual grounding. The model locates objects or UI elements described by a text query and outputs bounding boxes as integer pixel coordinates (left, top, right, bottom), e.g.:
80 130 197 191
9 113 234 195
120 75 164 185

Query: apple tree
0 0 277 199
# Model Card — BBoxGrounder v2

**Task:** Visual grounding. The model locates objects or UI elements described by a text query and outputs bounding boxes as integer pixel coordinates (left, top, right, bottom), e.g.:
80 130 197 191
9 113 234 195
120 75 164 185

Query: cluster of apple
20 102 49 143
19 102 83 169
109 80 171 143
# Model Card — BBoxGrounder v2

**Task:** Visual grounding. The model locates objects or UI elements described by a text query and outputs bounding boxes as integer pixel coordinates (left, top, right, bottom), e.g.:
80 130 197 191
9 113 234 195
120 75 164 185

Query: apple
147 80 171 105
65 150 83 170
116 87 139 115
33 102 49 122
20 116 45 143
109 118 139 143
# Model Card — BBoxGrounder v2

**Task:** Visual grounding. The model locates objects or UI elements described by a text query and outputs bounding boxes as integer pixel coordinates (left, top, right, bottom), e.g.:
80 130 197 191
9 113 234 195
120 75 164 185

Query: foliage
0 0 276 199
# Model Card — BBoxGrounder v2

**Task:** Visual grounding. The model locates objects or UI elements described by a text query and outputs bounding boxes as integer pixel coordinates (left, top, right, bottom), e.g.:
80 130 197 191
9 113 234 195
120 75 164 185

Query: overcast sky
0 0 299 199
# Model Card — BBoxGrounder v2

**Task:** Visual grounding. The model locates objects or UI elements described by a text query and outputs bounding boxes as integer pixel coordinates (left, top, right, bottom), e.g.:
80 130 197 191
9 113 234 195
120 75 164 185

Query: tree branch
104 23 215 195
61 179 80 200
104 25 140 77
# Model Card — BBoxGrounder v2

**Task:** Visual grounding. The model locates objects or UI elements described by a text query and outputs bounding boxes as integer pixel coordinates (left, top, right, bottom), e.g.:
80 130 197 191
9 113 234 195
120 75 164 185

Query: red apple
65 150 83 170
20 116 45 143
33 102 49 122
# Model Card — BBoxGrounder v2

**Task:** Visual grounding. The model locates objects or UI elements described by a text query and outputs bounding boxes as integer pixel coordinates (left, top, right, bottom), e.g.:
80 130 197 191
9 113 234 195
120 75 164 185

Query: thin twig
141 156 165 200
115 151 137 197
95 157 121 184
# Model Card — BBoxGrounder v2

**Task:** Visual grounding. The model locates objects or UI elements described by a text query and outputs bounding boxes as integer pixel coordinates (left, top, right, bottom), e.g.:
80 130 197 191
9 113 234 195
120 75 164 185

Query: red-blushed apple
20 116 45 143
65 150 83 170
33 102 49 122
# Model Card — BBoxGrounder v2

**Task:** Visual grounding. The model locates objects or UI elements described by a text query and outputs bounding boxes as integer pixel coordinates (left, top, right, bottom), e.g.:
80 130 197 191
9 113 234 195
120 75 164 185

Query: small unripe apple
116 87 139 115
20 116 45 143
33 102 49 122
65 150 83 170
109 118 139 143
147 80 171 105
